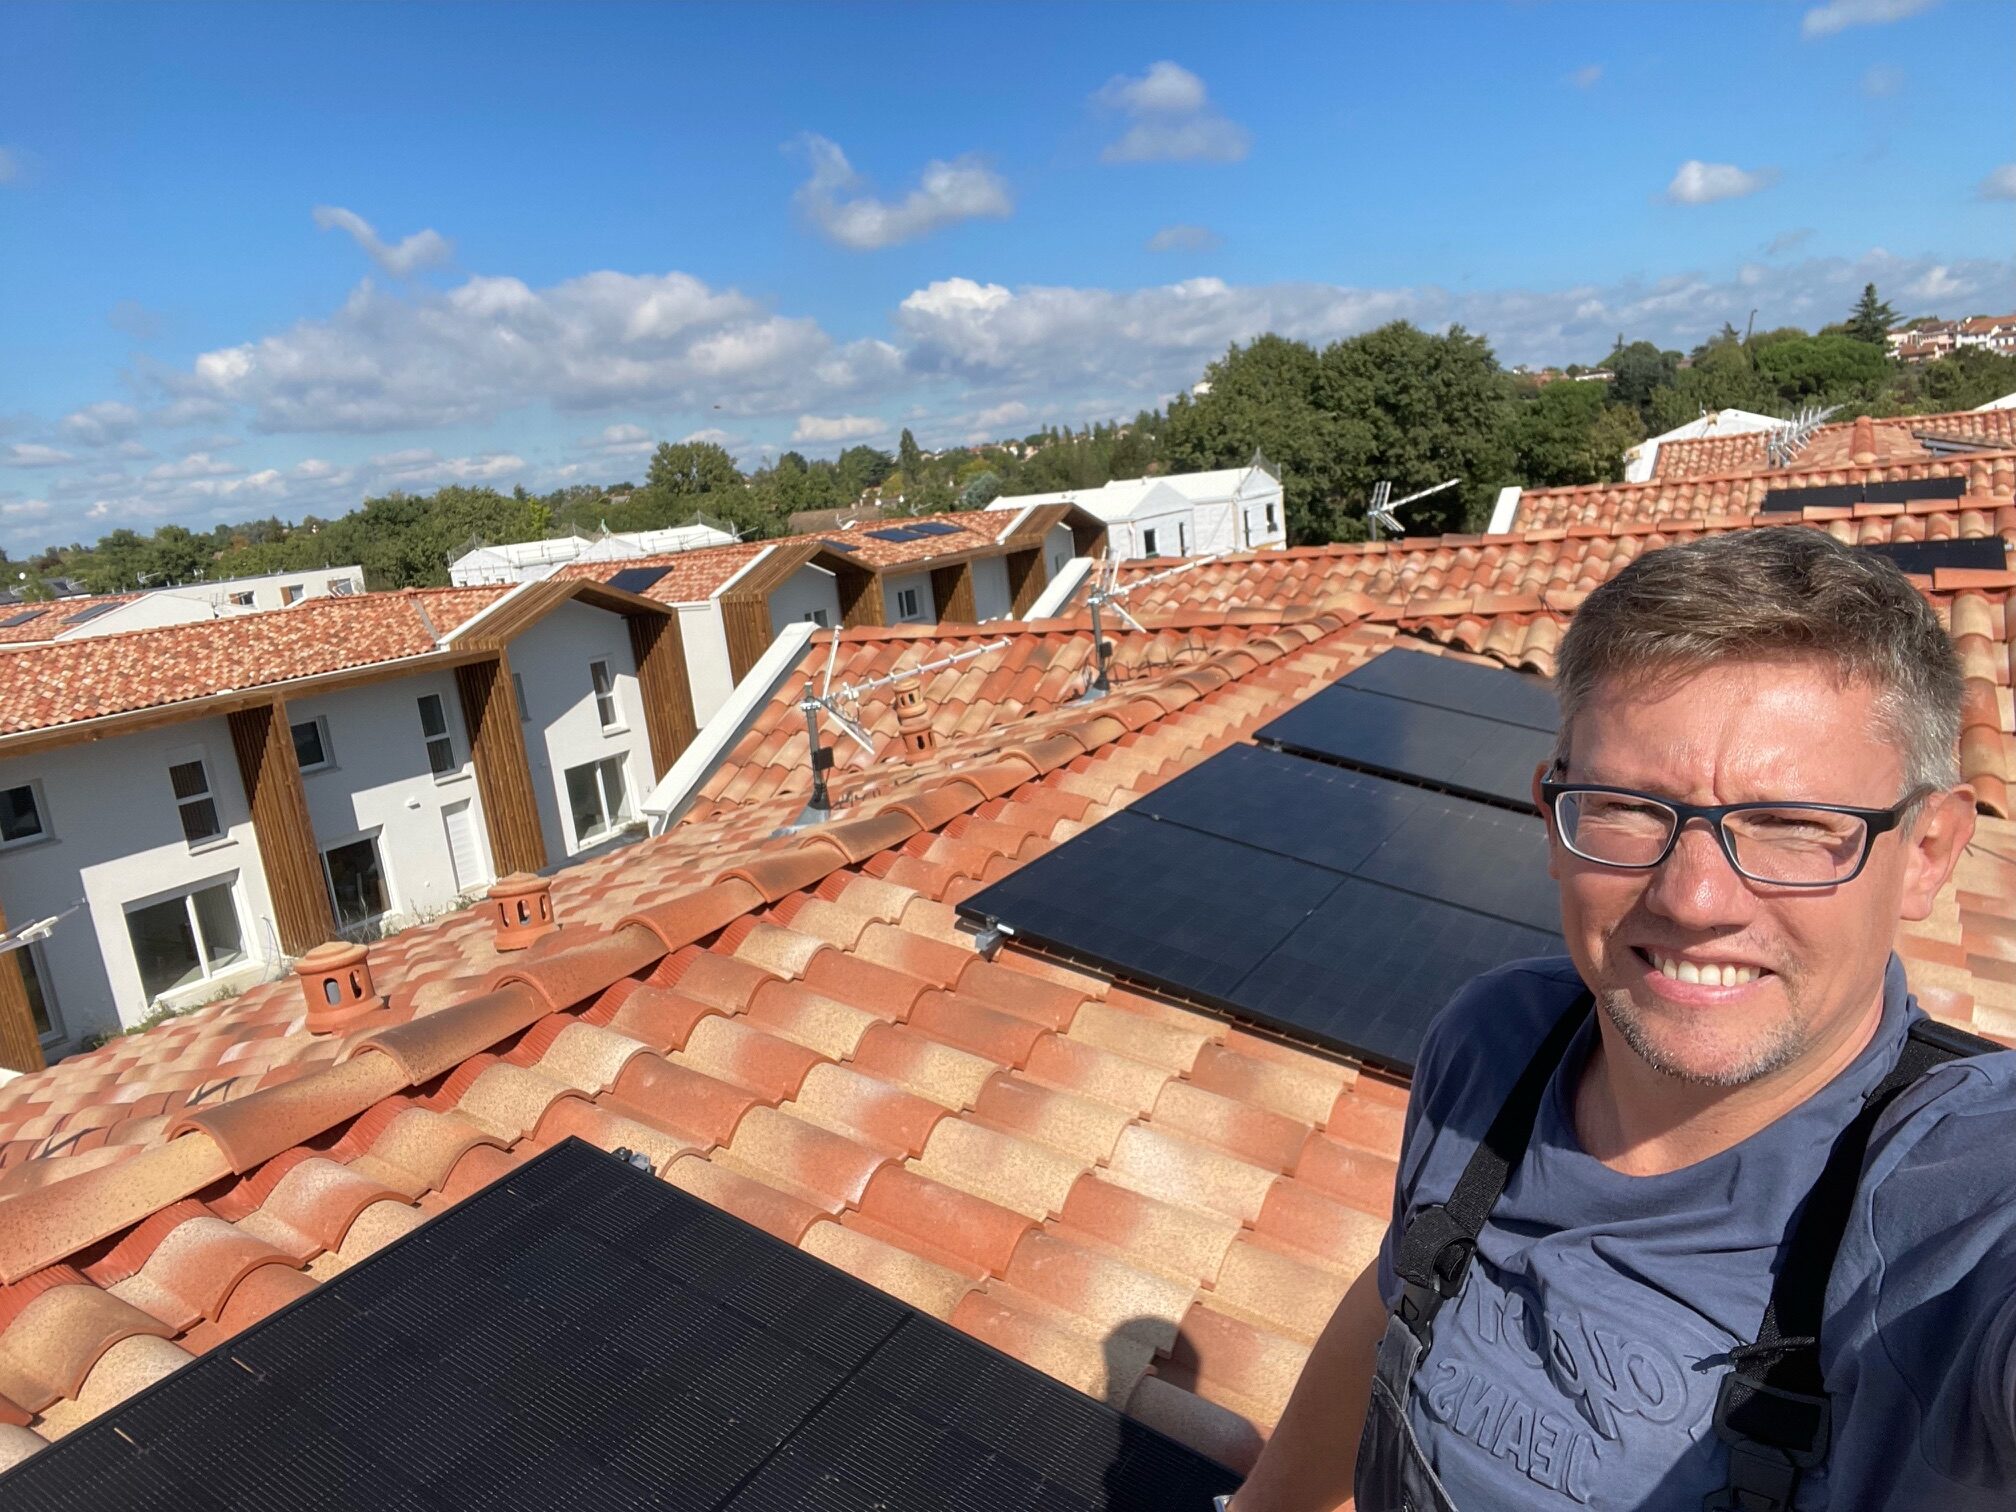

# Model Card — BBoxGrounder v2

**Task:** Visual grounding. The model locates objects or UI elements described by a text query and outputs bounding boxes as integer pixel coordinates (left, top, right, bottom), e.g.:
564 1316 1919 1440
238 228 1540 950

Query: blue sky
0 0 2011 553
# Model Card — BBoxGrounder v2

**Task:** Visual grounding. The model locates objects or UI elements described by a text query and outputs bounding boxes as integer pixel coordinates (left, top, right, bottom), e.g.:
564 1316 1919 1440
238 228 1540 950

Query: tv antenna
1766 403 1841 468
1076 553 1222 702
787 634 1010 828
1364 478 1459 541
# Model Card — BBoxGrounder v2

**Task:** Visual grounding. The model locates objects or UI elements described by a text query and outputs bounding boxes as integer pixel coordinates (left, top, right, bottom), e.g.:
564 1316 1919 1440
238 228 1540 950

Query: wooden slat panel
719 598 774 686
1006 548 1046 616
229 700 337 956
930 562 977 624
837 569 885 630
0 900 45 1073
455 654 546 875
628 612 697 779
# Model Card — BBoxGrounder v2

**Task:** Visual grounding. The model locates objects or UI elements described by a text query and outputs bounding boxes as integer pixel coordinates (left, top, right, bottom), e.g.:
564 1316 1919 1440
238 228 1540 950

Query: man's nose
1641 821 1757 928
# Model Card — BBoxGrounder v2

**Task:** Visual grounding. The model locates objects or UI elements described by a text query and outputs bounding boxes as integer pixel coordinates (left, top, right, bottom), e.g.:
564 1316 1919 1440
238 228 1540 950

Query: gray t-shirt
1377 954 2016 1509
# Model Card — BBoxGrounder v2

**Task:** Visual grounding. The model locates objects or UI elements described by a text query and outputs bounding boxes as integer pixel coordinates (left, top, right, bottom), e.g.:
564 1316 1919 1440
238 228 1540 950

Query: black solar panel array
58 601 122 627
959 742 1562 1072
0 1140 1238 1511
865 526 923 542
0 608 47 629
1759 476 1969 513
1860 537 2008 575
821 538 861 553
909 521 964 537
604 565 672 595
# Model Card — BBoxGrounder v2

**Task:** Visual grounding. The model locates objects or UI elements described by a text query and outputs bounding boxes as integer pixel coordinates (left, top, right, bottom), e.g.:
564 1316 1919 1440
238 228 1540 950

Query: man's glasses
1537 780 1929 888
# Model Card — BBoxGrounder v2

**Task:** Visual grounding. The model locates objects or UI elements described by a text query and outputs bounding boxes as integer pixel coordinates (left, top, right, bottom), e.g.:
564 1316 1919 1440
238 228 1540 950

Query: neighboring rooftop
1652 406 2016 481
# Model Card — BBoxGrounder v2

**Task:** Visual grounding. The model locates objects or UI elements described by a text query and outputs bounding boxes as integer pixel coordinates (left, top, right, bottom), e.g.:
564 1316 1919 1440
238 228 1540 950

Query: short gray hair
1553 527 1963 795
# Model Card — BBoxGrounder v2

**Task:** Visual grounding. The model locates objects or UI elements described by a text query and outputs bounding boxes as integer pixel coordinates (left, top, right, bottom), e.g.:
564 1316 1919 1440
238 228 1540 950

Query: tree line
17 283 2016 595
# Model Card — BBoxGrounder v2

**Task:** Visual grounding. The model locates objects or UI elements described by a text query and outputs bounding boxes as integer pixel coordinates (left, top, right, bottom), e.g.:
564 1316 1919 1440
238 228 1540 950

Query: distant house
1956 314 2016 357
0 567 370 646
0 578 693 1056
448 524 738 587
1622 408 1782 483
986 464 1286 562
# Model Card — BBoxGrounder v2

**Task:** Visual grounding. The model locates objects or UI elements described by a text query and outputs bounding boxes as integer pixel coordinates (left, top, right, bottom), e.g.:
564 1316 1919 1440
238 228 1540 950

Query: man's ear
1899 786 1976 923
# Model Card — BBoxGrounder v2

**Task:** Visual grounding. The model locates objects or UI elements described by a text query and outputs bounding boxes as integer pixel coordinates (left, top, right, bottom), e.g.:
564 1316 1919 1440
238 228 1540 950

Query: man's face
1541 657 1972 1087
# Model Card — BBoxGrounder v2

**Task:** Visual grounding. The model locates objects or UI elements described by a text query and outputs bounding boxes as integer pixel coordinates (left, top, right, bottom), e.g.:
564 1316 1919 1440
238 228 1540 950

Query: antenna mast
1765 403 1841 468
1363 478 1459 542
1077 554 1222 702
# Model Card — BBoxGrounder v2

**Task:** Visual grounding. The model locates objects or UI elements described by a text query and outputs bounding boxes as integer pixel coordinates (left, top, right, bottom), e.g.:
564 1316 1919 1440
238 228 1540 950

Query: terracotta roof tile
1653 408 2016 480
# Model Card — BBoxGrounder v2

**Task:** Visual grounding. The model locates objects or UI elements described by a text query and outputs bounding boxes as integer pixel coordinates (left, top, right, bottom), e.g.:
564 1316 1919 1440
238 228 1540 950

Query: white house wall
288 669 490 930
511 600 654 857
970 556 1011 621
0 717 282 1048
882 570 936 623
678 601 736 727
765 565 843 634
1043 525 1076 579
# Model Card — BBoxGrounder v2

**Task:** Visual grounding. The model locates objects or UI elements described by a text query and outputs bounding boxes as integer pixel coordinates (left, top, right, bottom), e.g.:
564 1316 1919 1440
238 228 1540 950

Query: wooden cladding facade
0 902 44 1073
1006 548 1046 616
455 653 546 875
228 699 338 956
929 562 977 624
836 570 886 629
628 611 698 779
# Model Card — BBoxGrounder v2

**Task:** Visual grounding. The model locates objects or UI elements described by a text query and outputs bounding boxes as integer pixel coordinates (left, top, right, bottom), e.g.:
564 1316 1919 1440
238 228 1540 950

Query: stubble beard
1597 985 1808 1088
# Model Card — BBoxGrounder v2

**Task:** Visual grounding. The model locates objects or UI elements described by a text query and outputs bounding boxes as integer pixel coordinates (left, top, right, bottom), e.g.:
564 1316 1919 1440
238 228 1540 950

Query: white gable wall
971 556 1012 621
766 565 843 633
677 601 736 727
511 600 654 857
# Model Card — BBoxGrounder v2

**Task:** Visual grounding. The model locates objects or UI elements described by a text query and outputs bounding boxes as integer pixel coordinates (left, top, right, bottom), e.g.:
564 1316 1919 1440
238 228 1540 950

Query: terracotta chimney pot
296 940 384 1035
487 872 559 952
893 678 935 757
1850 415 1878 468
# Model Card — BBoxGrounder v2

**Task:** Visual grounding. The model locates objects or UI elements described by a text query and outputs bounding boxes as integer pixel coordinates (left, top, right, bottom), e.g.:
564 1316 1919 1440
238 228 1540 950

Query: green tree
1510 381 1644 488
1844 283 1900 346
645 440 740 496
835 445 893 498
1603 341 1682 420
898 428 926 479
958 470 1004 509
1912 346 2016 411
1752 333 1890 405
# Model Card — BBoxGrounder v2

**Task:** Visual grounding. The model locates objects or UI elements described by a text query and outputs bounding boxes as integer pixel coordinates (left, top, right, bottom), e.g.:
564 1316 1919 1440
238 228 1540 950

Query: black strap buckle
1703 1364 1831 1512
1394 1204 1476 1344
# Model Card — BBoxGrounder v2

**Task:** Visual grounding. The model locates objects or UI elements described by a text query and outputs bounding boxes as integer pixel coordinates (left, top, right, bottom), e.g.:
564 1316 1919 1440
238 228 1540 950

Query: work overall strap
1392 991 1592 1348
1706 1016 1995 1512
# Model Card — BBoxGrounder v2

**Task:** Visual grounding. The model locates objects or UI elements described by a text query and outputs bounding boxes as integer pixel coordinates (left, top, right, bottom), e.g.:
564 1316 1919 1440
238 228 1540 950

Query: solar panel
1325 648 1560 732
865 527 925 542
1258 685 1555 811
0 608 47 629
960 743 1564 1072
604 565 672 594
908 521 963 537
1862 476 1967 505
1761 477 1970 512
821 539 861 553
0 1139 1238 1511
1760 484 1865 513
1860 538 2007 575
60 601 121 626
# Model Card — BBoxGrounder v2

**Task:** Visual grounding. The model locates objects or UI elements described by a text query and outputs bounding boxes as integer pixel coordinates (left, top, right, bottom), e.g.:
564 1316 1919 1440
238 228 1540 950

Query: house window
18 942 57 1039
0 783 46 847
1142 529 1159 556
565 756 632 845
513 672 530 723
1265 502 1278 531
290 717 332 773
169 759 222 845
326 579 355 597
896 588 921 620
126 881 245 1000
281 584 304 605
417 695 456 777
804 608 830 627
1178 521 1188 554
323 834 389 928
228 591 255 607
590 659 620 730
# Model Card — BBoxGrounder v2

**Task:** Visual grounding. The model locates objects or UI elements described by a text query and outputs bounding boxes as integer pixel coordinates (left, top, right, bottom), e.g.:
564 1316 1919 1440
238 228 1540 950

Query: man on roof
1232 528 2015 1510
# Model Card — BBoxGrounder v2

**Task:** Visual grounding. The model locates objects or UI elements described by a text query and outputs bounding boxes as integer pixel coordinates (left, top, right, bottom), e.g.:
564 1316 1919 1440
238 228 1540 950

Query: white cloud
1980 164 2016 200
157 267 904 432
1802 0 1936 39
146 451 240 481
1862 65 1905 97
579 422 656 456
2 498 50 520
0 148 19 185
369 449 526 486
791 414 886 444
1906 265 1966 300
1096 62 1251 165
1570 64 1604 89
1665 160 1778 205
681 428 733 448
1147 224 1221 253
791 135 1012 251
60 401 142 445
311 205 454 277
4 443 74 468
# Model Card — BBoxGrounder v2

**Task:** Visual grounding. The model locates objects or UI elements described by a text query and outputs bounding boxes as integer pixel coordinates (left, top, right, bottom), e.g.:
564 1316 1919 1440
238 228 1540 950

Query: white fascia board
1487 486 1523 536
995 503 1036 542
1025 558 1093 619
643 618 817 832
440 578 536 646
710 543 776 600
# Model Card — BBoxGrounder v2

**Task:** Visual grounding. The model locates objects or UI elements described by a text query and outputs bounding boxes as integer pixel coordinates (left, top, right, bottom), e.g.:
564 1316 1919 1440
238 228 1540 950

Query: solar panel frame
907 520 964 537
603 565 673 595
1315 648 1560 732
1862 476 1967 504
821 538 861 553
59 601 123 627
865 526 925 542
0 608 48 629
0 1140 1238 1510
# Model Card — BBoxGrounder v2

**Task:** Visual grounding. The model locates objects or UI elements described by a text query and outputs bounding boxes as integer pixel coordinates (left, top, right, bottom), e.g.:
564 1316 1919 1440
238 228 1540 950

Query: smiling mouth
1632 947 1772 988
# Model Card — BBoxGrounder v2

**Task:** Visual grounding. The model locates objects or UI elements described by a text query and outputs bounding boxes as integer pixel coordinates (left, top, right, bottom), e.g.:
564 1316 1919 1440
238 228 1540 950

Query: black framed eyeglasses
1538 779 1929 888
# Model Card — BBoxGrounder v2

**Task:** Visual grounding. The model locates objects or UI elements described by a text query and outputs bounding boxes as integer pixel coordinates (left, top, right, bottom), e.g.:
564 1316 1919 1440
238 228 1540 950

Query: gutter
642 619 817 834
1487 486 1523 536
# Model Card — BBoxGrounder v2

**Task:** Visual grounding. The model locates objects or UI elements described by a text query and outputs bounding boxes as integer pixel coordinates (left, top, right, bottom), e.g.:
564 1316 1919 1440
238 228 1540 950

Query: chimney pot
487 872 559 952
1850 415 1878 468
893 678 935 756
296 940 384 1034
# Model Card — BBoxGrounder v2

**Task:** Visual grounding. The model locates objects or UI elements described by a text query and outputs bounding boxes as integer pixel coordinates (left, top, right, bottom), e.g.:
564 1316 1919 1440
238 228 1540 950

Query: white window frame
0 780 51 850
417 694 459 779
124 877 247 1003
1142 528 1159 556
589 658 623 732
281 584 304 605
228 590 256 607
290 715 334 774
321 829 392 930
896 587 921 620
167 750 224 848
564 755 633 847
804 608 830 627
